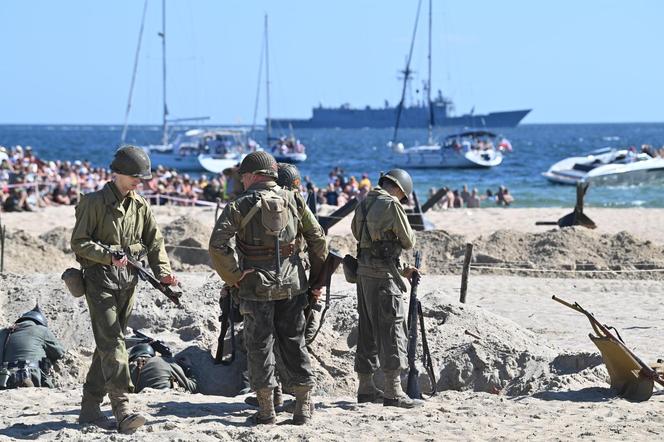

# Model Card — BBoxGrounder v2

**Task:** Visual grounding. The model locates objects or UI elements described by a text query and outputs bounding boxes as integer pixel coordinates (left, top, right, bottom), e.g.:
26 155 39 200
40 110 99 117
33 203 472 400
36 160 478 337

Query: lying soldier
128 344 198 394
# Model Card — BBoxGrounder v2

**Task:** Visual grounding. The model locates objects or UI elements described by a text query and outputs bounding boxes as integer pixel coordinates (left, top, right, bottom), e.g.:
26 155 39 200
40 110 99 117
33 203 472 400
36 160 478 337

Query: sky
1 0 663 125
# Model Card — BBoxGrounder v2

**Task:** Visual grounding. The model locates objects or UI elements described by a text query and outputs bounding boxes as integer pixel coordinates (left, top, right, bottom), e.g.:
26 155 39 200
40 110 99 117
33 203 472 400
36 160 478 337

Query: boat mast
392 0 423 145
427 0 433 145
160 0 169 146
121 0 148 145
265 14 272 145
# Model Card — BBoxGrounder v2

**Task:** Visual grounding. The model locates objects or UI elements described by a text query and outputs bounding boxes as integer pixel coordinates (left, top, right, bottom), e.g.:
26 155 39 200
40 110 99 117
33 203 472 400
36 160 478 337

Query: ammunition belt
236 239 297 260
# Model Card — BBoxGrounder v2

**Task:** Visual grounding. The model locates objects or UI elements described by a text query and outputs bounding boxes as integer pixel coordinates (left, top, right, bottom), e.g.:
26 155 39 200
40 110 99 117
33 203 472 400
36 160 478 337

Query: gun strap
417 301 437 396
1 325 16 366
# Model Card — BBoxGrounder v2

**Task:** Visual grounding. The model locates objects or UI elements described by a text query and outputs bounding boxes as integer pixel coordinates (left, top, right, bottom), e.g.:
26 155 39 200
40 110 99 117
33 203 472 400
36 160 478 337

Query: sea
1 123 663 208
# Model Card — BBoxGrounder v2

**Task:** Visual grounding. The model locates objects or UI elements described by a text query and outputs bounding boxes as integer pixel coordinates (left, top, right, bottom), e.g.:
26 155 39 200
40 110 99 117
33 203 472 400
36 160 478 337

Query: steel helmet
110 145 152 179
378 169 413 203
238 151 278 178
17 302 47 327
276 163 301 190
129 343 156 362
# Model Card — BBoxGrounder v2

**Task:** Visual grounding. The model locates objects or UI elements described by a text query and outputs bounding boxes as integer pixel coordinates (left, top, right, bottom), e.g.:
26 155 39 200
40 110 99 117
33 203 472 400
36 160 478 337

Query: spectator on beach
452 189 463 208
467 188 481 208
460 184 470 206
496 186 514 206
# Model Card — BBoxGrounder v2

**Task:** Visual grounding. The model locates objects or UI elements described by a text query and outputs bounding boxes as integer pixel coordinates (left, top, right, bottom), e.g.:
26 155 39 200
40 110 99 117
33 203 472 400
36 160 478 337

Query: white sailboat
390 0 509 169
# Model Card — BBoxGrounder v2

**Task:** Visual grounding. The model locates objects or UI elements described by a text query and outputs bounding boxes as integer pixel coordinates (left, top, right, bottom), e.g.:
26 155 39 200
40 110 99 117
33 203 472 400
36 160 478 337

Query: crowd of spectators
427 184 514 209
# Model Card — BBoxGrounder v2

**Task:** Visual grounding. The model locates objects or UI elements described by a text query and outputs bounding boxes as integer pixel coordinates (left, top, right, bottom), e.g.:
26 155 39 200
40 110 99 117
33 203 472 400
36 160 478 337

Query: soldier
0 303 64 389
71 145 178 433
128 344 198 393
351 169 422 408
209 151 327 425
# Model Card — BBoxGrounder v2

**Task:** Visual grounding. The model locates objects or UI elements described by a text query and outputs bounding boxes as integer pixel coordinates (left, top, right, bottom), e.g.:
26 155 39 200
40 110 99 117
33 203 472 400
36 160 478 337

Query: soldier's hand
112 254 128 267
160 274 178 286
310 287 323 301
233 269 255 288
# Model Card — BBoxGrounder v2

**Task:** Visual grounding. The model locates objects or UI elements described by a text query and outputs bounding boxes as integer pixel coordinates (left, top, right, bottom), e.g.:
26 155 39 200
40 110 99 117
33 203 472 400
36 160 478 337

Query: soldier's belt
236 240 297 260
6 360 39 369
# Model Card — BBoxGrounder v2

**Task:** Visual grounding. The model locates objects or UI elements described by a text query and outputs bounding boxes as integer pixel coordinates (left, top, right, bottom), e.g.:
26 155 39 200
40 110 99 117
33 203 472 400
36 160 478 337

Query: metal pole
265 14 272 145
459 243 473 303
161 0 169 146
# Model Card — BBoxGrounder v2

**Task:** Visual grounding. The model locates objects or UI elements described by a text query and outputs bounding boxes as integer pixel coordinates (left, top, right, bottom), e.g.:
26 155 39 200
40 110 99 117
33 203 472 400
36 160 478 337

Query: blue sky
1 0 663 125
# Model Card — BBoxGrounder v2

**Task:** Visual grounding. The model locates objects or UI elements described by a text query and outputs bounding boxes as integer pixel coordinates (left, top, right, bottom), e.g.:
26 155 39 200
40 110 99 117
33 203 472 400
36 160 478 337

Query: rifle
94 241 182 306
305 250 344 345
127 329 173 357
214 286 238 365
406 251 437 399
552 295 664 388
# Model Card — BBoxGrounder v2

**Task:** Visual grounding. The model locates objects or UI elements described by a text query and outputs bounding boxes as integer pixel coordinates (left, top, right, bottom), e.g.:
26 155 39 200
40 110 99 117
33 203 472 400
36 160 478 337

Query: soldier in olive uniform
128 344 198 393
70 145 178 433
351 169 422 408
209 151 327 425
0 304 64 389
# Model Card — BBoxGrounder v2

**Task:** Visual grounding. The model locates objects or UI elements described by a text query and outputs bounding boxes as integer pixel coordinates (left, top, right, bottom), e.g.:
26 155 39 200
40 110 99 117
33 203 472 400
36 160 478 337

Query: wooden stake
460 243 473 303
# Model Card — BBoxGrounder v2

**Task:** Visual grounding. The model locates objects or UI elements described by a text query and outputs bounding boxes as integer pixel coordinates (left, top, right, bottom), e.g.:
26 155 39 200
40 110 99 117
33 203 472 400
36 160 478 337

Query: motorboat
542 147 664 185
270 136 307 164
197 129 261 174
392 130 510 168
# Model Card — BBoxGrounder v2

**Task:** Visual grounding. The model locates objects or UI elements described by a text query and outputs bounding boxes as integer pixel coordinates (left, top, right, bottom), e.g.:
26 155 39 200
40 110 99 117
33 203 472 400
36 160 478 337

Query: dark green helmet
238 151 278 178
110 145 152 179
277 163 301 190
17 302 47 327
379 168 413 203
129 343 155 362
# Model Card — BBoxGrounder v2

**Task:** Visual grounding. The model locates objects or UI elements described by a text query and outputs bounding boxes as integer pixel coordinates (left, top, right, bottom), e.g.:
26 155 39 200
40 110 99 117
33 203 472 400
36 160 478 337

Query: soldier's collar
103 181 144 207
247 180 276 191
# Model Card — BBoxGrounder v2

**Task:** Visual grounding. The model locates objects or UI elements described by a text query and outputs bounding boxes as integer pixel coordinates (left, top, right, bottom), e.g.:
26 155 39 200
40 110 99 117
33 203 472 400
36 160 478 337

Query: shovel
536 182 597 229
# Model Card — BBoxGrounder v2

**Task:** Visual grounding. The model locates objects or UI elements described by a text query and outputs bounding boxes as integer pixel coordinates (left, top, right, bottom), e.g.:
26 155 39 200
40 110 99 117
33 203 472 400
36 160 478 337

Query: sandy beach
0 206 662 440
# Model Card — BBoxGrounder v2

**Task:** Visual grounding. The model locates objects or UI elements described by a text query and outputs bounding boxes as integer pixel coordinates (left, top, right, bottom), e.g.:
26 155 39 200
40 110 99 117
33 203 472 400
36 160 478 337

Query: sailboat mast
427 0 433 144
265 14 272 145
161 0 168 146
121 0 148 144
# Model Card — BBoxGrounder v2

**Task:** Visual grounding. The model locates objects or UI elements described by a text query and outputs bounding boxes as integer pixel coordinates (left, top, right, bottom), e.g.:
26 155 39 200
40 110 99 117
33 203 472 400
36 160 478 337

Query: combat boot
79 392 111 427
382 370 424 409
292 385 313 425
253 388 276 425
109 392 146 434
356 372 384 404
245 384 284 409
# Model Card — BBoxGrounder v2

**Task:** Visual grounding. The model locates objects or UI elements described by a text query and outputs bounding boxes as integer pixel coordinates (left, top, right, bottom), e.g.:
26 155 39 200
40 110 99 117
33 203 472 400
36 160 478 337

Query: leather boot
79 392 111 427
356 372 384 404
382 370 423 409
109 392 146 434
253 388 276 425
292 385 313 425
245 383 284 409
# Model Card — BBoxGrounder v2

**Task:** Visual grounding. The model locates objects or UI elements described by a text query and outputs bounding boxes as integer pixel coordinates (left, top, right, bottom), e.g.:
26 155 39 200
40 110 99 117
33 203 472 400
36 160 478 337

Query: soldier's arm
42 328 65 361
170 362 198 393
351 205 361 241
296 194 328 285
209 202 244 286
70 195 112 264
392 201 416 250
141 204 172 279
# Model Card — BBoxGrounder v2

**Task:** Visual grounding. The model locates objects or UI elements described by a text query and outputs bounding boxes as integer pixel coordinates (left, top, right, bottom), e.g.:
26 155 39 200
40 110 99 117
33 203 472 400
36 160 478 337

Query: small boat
542 147 664 185
270 136 307 164
197 129 260 174
393 130 509 168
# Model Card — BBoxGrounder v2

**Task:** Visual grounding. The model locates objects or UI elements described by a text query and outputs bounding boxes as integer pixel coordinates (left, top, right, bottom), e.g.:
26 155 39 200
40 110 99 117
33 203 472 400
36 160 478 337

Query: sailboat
390 0 510 169
121 0 254 172
257 15 307 164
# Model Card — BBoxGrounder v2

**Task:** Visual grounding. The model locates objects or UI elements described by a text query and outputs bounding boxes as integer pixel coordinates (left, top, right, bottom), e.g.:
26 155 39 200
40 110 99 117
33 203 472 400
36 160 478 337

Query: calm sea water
1 123 663 208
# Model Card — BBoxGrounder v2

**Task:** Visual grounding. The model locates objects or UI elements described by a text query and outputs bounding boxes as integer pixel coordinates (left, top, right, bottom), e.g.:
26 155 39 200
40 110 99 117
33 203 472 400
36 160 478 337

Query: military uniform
129 357 198 393
70 145 173 432
0 319 64 389
210 151 327 424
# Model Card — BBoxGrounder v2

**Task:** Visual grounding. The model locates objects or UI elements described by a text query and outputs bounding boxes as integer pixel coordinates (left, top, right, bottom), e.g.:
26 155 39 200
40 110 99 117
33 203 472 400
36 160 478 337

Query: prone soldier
128 344 198 394
70 145 179 433
351 169 422 408
0 303 64 389
209 151 327 425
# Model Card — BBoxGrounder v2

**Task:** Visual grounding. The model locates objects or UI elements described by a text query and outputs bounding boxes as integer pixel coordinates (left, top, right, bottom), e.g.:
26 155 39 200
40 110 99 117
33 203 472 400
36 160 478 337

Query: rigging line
121 0 149 144
250 19 266 134
392 0 424 144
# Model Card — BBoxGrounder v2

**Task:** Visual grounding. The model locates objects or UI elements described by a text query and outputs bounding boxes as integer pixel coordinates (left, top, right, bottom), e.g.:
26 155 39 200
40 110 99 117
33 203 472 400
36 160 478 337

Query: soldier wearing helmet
0 303 64 389
350 169 421 409
209 151 327 426
70 145 178 433
127 344 198 394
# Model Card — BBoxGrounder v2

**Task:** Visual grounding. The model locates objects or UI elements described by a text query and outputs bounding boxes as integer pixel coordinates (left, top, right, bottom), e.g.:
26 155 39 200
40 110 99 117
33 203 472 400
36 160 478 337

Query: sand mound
161 216 214 271
1 229 75 274
39 226 73 254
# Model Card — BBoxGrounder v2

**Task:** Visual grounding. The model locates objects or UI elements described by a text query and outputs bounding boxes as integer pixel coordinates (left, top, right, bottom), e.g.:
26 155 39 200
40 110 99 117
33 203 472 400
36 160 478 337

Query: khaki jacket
70 182 171 290
209 181 327 301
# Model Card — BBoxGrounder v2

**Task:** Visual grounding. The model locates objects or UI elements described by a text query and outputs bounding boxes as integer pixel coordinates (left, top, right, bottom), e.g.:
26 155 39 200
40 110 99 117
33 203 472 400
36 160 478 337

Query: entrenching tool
536 182 596 229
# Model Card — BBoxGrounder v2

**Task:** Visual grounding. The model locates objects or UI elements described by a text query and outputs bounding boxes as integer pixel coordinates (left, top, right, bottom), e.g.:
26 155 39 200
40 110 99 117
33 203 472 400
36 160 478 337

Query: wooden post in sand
459 243 473 303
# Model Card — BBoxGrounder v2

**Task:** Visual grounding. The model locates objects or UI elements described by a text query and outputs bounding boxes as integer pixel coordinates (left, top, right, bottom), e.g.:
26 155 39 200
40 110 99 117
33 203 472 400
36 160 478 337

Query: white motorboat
542 147 664 185
270 137 307 164
393 130 508 168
